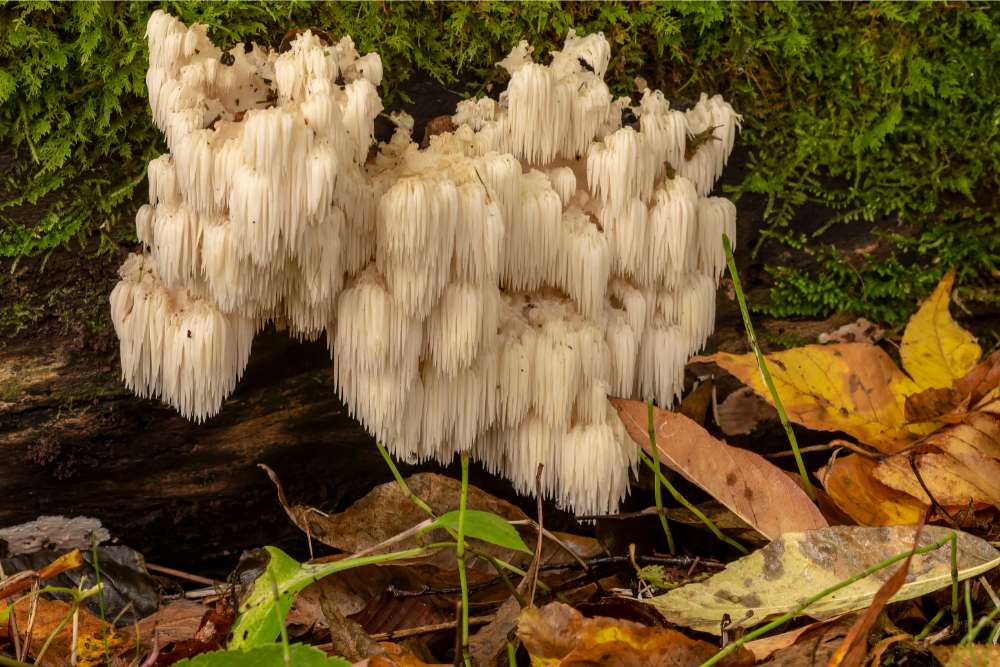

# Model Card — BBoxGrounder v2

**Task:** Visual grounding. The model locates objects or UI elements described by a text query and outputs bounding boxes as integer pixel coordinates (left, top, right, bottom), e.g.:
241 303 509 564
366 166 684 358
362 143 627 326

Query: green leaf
433 510 532 554
172 644 351 666
229 545 428 651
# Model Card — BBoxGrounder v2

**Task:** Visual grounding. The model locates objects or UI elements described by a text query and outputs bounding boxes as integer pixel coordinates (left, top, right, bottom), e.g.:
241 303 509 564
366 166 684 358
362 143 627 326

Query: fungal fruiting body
112 12 740 515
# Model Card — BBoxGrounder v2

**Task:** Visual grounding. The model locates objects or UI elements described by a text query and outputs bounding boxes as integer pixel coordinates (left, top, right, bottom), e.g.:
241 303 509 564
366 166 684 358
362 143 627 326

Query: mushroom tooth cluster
112 13 742 514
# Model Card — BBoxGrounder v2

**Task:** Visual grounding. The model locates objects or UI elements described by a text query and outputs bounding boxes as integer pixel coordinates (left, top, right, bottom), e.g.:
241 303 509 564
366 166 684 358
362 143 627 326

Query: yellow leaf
820 453 927 526
699 343 931 452
901 270 981 390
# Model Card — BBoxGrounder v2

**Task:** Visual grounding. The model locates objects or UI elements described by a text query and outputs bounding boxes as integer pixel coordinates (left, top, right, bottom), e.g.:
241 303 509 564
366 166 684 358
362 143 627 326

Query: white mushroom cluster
111 12 740 514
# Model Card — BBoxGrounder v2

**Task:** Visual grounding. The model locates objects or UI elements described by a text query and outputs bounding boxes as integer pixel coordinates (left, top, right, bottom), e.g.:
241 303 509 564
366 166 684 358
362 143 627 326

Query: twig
646 400 676 554
908 455 960 529
146 563 224 588
722 233 816 500
700 531 958 667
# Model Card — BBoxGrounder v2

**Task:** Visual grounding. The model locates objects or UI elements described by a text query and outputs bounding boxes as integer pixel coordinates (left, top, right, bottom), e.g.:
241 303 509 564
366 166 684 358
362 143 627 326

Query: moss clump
1 2 997 326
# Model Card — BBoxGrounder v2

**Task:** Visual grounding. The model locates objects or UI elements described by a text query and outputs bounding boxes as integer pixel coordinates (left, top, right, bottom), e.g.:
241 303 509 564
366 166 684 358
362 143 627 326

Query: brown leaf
517 602 754 667
468 595 521 666
611 399 828 540
826 521 925 667
135 599 209 655
763 614 857 666
743 615 851 662
698 344 930 452
820 453 927 526
904 385 968 424
716 387 778 436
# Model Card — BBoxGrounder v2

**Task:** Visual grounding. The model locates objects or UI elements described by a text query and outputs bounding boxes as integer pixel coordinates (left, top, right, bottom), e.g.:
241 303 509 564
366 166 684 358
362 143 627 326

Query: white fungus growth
111 12 742 515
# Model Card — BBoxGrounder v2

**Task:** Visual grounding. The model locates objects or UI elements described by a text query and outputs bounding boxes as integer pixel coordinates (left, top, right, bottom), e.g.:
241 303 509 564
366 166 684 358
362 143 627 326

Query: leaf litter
4 273 1000 666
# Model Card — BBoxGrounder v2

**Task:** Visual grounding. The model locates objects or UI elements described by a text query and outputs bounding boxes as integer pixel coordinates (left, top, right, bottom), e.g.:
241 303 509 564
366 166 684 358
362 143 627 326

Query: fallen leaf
678 378 714 425
611 399 828 540
743 616 849 662
2 596 127 667
931 644 1000 666
761 614 856 666
817 318 884 345
820 453 927 526
262 468 536 571
697 344 930 451
827 521 925 666
650 525 1000 635
665 502 769 548
171 644 350 666
900 270 981 390
517 601 754 666
716 387 778 436
135 599 210 654
468 595 520 666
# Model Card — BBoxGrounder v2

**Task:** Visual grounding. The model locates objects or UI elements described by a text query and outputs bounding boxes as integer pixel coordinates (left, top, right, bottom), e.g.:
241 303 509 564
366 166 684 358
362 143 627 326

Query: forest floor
2 77 999 667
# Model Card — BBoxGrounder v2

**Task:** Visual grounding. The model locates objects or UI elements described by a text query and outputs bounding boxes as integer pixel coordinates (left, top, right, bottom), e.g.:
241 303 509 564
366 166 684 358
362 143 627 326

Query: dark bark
0 329 386 574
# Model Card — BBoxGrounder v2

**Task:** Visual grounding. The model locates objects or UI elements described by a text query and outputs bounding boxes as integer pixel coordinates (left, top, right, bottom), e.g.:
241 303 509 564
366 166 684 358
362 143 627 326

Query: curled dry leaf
874 405 1000 510
650 525 1000 635
611 398 828 540
697 343 930 452
517 602 754 667
900 269 981 390
819 452 927 526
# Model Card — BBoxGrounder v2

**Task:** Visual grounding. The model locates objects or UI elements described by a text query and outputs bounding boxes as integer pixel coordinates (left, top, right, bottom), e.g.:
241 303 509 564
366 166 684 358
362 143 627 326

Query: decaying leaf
900 270 981 390
2 596 128 667
716 387 778 436
517 601 754 666
760 614 856 667
697 343 930 451
820 453 927 526
612 399 828 540
650 525 1000 635
742 616 851 662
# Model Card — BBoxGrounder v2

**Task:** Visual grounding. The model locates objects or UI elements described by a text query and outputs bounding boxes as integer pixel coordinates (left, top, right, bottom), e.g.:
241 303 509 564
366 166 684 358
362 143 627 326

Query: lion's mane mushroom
111 13 740 514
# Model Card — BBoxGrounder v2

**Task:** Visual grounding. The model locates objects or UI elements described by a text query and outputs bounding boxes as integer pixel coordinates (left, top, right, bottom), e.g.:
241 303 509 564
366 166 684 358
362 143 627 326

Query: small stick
146 563 225 588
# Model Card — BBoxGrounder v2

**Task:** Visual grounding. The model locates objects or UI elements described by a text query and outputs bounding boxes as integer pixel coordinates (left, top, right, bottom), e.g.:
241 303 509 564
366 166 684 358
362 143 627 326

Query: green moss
1 2 997 326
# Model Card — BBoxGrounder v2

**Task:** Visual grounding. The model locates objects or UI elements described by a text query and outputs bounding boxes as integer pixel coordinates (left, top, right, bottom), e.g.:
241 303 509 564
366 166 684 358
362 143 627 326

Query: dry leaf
820 453 927 526
611 399 828 540
817 318 884 345
3 596 127 667
826 522 925 667
650 525 1000 635
762 614 856 667
517 602 754 666
678 378 714 425
743 616 850 662
716 387 778 436
900 270 981 390
697 343 930 452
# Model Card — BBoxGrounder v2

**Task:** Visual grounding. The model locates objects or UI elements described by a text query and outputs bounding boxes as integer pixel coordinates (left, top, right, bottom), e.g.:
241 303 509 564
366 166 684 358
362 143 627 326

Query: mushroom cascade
111 11 741 515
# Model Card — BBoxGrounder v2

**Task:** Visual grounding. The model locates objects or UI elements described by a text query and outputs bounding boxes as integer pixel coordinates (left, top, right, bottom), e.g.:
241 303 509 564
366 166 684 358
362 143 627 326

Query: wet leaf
430 510 531 554
900 270 981 390
517 601 754 666
650 525 1000 635
697 344 930 452
820 453 927 526
611 399 828 540
172 644 350 666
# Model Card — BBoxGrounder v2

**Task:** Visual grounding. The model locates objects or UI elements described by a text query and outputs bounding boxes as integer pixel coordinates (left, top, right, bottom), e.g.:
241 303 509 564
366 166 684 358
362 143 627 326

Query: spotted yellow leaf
698 344 932 453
